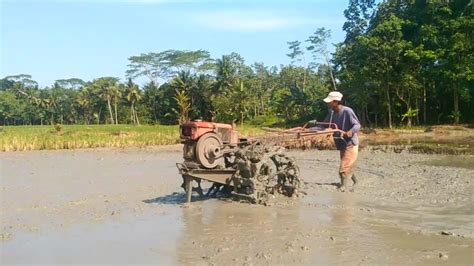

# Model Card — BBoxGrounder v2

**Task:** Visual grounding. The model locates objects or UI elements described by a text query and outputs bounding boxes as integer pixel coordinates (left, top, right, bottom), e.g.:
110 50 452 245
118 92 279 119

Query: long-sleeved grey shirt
324 105 361 148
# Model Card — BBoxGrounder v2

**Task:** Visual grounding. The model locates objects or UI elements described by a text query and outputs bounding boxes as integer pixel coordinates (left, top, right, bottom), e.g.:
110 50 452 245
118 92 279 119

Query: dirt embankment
1 142 473 264
359 125 474 155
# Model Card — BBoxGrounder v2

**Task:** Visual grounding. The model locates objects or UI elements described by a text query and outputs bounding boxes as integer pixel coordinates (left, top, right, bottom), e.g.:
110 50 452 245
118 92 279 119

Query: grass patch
235 124 266 137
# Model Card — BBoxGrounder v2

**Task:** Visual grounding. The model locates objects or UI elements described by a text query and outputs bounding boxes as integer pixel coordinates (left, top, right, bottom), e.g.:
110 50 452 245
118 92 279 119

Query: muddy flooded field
1 144 473 265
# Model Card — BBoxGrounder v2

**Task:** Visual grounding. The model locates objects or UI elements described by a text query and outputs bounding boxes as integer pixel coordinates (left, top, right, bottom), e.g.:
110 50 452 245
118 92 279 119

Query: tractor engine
178 120 301 204
180 120 239 169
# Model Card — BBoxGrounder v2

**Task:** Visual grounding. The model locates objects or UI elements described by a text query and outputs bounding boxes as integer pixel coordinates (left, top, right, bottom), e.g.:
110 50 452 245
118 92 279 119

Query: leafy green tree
126 52 170 84
435 0 473 124
306 27 337 91
213 79 252 124
287 40 305 66
401 107 419 127
286 41 308 91
54 78 85 90
165 49 213 74
141 81 161 124
336 0 473 126
342 0 376 42
4 74 38 89
194 74 215 120
248 63 275 117
126 50 213 85
0 90 23 125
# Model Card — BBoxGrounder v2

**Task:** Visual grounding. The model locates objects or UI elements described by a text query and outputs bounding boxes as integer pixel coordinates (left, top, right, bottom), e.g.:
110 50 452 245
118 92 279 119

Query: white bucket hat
323 91 343 103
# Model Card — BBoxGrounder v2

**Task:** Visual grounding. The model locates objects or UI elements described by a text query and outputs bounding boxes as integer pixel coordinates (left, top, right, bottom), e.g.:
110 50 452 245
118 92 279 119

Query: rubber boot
338 173 349 192
351 174 358 187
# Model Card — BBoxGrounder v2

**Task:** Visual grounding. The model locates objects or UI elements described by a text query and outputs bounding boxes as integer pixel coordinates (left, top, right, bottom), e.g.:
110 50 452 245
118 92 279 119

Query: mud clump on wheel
225 143 301 205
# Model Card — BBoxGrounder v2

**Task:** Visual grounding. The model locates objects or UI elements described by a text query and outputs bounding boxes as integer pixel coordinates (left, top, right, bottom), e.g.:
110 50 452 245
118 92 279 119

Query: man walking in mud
322 91 361 192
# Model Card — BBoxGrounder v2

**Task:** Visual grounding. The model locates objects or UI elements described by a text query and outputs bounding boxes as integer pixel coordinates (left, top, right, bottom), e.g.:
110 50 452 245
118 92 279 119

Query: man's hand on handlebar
343 130 353 138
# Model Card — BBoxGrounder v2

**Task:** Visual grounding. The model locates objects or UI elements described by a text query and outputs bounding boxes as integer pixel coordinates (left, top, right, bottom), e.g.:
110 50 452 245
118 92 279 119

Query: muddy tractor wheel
196 133 224 169
230 144 301 204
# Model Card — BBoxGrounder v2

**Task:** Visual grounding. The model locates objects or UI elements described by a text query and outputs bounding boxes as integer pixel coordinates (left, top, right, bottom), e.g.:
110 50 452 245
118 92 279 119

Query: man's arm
345 109 361 137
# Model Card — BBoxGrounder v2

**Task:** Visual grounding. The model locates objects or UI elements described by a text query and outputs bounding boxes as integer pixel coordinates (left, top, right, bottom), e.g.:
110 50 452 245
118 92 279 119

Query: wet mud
1 145 473 264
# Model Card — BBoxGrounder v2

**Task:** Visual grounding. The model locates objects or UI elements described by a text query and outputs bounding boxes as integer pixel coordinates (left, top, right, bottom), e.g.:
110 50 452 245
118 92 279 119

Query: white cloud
191 10 344 31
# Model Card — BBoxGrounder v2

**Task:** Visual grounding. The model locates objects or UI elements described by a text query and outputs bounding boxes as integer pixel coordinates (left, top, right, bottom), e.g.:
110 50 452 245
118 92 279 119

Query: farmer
323 91 361 192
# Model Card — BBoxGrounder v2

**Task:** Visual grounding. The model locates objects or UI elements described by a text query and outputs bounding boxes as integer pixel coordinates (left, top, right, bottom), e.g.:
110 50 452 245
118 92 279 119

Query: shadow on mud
143 192 208 205
143 191 256 205
304 181 339 188
313 182 339 187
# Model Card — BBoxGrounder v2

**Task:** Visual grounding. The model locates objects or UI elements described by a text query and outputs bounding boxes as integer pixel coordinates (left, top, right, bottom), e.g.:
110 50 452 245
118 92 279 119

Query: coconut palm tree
76 92 90 124
94 77 119 124
215 55 235 91
110 85 122 125
126 79 142 125
195 74 215 120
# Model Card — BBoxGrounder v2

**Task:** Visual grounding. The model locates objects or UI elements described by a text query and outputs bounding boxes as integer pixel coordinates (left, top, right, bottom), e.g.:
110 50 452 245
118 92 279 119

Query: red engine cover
180 120 238 144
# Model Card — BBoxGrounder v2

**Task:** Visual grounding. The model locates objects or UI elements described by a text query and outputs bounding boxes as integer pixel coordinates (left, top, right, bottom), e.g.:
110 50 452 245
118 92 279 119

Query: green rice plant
0 125 180 151
0 124 266 151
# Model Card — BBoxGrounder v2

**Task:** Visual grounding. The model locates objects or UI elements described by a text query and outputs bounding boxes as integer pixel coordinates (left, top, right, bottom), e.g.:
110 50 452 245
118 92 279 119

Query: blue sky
1 0 349 87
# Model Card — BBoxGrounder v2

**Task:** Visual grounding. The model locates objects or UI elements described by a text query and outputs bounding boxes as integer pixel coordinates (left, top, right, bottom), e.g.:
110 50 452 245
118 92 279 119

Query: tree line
334 0 473 127
1 0 472 127
0 48 334 126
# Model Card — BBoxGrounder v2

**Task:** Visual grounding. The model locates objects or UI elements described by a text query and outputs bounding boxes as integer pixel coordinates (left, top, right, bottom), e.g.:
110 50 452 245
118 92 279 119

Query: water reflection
1 210 183 264
422 156 474 170
333 193 355 225
177 199 301 264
